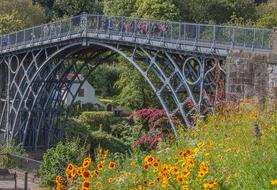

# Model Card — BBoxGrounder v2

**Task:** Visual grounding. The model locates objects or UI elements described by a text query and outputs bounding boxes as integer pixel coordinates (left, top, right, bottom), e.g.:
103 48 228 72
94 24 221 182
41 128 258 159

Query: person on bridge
2 35 9 46
43 25 49 39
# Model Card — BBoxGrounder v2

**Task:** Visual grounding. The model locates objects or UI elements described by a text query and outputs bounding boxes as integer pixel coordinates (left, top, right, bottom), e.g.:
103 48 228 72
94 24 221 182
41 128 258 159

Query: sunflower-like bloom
152 161 159 168
144 164 149 170
82 181 91 190
82 157 92 168
97 148 103 158
77 167 84 175
176 175 184 184
94 170 99 177
180 169 190 177
108 177 113 183
104 149 109 157
203 180 218 189
171 167 179 175
144 155 154 164
149 182 155 187
96 182 102 188
108 161 116 169
55 176 62 184
198 162 209 178
66 163 74 172
82 170 92 180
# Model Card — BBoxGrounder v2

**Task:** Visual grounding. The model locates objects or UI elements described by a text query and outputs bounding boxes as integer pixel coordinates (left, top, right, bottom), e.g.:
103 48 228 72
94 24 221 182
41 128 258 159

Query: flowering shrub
129 108 180 150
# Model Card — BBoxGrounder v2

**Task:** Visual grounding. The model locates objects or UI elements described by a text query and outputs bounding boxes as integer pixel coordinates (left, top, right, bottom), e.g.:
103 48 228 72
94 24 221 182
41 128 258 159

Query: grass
54 99 277 190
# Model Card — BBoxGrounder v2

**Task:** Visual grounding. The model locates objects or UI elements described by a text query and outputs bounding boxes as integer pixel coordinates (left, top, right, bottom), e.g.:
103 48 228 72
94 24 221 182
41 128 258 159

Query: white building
63 74 104 107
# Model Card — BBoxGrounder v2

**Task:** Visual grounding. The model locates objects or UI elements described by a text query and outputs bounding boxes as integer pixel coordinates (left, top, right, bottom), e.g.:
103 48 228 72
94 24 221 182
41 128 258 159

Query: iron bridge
0 13 273 149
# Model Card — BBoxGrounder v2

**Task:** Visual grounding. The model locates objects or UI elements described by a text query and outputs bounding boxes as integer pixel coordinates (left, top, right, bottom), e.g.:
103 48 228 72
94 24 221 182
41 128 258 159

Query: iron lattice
0 13 271 149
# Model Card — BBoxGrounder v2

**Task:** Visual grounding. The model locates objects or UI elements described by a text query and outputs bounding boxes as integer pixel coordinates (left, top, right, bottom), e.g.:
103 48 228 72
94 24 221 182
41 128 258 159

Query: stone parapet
226 50 276 104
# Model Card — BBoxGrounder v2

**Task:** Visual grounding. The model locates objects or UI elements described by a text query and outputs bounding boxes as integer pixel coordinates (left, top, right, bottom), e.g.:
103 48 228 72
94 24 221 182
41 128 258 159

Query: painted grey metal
0 13 273 56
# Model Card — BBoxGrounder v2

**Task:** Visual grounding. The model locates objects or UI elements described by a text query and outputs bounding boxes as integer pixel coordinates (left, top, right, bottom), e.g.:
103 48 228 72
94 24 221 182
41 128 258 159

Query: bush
39 140 86 188
0 143 26 168
78 111 114 132
64 119 131 154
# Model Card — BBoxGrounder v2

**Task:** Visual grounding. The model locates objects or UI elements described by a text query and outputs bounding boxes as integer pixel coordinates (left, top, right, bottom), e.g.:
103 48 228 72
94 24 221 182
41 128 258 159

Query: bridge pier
226 28 277 105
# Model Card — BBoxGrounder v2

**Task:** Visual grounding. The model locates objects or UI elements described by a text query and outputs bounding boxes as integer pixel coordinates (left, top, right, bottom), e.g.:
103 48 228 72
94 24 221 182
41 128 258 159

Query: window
78 89 84 97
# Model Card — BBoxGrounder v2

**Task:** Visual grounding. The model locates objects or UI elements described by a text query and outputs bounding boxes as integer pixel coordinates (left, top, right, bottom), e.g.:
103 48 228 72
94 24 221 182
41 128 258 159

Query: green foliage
256 11 277 28
111 121 142 145
134 0 180 20
87 130 131 154
86 65 120 98
256 0 277 28
0 0 45 27
0 143 26 168
39 140 86 187
33 0 103 20
115 61 160 110
0 12 24 34
77 111 114 132
69 102 105 117
103 0 137 16
64 117 132 154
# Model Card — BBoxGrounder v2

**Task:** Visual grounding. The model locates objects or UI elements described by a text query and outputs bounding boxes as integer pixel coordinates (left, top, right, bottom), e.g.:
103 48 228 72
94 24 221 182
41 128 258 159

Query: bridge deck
0 14 273 56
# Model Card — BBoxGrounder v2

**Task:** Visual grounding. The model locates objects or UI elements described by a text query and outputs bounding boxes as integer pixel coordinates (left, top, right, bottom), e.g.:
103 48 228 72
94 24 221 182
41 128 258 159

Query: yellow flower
81 181 90 190
149 182 155 187
272 179 277 185
66 163 74 172
124 172 131 177
144 164 150 170
188 160 195 168
104 149 109 157
130 161 135 167
65 172 73 181
94 170 99 177
108 177 113 183
181 185 189 190
176 175 184 184
108 162 116 169
162 179 168 188
152 161 159 168
144 155 154 164
180 169 190 177
97 148 102 158
203 180 218 189
77 167 84 175
82 157 91 168
55 176 62 184
171 167 179 175
82 170 92 180
97 163 103 171
96 182 102 188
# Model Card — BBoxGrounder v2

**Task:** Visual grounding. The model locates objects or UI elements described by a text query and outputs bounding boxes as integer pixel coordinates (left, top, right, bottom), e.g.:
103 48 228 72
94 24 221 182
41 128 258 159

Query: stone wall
226 28 277 104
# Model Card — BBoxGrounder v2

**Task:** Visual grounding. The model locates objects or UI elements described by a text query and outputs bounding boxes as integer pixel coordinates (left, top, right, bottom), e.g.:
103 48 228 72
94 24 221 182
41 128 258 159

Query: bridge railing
0 14 273 52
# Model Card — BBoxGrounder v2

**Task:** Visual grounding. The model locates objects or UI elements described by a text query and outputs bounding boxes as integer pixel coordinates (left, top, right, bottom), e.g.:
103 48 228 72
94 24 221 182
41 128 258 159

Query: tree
134 0 180 20
103 0 136 16
0 13 24 34
33 0 103 20
0 0 45 27
115 60 160 110
256 0 277 28
86 65 120 98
